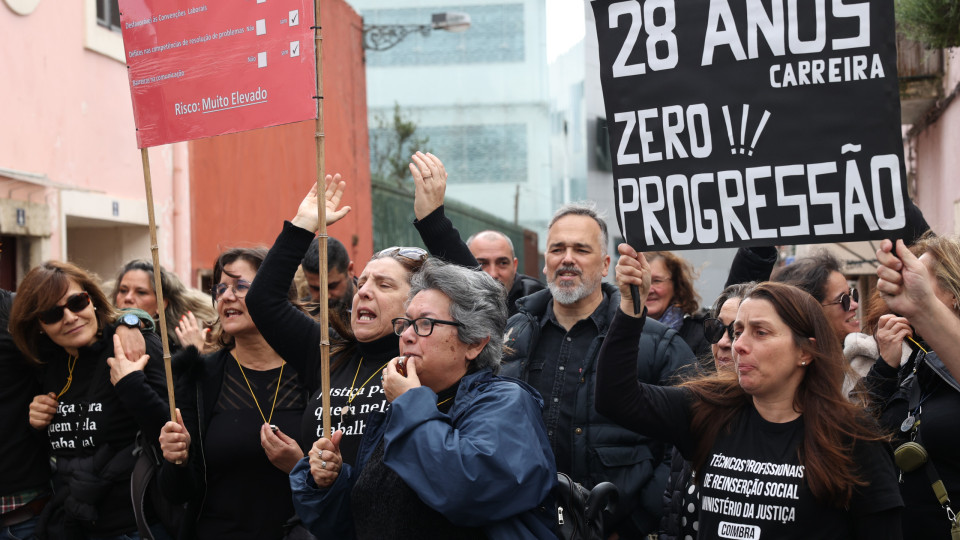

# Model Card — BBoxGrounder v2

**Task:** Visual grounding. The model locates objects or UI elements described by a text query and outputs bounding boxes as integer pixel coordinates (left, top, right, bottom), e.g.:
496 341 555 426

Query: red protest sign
119 0 317 148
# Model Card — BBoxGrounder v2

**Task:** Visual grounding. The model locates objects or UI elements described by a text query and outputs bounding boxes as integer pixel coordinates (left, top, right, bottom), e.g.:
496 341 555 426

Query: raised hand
291 174 352 232
175 311 212 353
410 152 448 220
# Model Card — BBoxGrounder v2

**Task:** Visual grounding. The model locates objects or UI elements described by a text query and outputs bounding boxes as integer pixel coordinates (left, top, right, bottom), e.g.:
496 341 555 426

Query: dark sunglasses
392 316 463 337
39 292 92 324
702 317 735 344
821 287 859 312
377 246 428 262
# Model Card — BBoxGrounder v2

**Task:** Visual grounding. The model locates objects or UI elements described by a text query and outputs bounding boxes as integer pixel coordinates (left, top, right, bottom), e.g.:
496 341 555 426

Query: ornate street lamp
362 11 471 51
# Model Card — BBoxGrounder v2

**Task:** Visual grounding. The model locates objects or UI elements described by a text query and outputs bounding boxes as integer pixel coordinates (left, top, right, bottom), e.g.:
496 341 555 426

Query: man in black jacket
501 203 696 538
466 230 545 317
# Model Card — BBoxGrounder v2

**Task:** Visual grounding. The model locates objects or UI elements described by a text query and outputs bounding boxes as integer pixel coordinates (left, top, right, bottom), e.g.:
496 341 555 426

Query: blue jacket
501 283 696 536
290 369 558 539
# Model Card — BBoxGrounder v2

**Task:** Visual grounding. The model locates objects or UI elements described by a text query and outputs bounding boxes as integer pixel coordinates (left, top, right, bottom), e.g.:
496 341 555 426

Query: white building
349 0 555 240
544 2 736 305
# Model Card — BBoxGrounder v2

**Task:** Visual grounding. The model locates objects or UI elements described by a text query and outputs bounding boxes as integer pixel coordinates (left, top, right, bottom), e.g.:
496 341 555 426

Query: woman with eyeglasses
9 261 169 539
872 234 960 540
643 251 711 360
244 167 477 472
291 259 557 539
597 245 903 540
659 281 755 540
156 247 311 540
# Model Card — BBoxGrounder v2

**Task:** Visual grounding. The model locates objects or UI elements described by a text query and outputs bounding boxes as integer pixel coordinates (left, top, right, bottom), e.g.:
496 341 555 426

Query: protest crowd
1 148 958 540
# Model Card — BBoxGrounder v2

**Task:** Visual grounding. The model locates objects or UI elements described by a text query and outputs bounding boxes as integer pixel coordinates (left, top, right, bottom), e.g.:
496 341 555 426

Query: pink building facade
1 0 373 291
1 0 182 289
904 50 960 236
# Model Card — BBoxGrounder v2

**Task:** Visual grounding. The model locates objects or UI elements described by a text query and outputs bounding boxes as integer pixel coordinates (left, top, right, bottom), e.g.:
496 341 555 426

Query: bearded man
501 203 695 539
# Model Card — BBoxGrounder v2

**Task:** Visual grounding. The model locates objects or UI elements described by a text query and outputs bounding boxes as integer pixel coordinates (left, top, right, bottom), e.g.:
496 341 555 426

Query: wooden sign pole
313 0 332 438
139 148 177 421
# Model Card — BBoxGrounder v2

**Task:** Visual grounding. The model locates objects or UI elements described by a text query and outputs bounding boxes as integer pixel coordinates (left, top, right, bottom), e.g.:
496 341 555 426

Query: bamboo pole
313 0 332 438
140 148 177 421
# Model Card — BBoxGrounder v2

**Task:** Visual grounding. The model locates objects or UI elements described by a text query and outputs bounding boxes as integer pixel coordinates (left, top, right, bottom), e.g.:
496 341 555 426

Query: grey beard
548 279 597 305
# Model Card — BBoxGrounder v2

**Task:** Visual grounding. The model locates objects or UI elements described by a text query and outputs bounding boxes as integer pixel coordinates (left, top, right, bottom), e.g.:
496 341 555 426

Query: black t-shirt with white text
698 408 901 540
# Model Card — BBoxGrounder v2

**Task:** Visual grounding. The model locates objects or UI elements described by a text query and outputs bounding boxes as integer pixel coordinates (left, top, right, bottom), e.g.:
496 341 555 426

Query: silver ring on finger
321 460 327 470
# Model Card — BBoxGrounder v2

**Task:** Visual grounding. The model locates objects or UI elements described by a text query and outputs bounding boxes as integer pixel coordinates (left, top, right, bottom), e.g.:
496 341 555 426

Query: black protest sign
592 0 907 251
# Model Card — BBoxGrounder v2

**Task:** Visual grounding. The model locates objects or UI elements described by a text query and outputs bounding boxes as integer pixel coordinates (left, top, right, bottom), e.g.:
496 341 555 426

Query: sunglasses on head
376 246 428 262
702 317 735 344
821 287 859 312
39 292 92 324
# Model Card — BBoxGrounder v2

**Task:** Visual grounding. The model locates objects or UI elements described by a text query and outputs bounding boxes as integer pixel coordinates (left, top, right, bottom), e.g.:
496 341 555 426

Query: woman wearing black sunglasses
9 261 168 539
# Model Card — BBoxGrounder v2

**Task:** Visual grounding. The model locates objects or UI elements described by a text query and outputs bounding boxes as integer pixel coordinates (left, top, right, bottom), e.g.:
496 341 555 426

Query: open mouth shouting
354 307 377 323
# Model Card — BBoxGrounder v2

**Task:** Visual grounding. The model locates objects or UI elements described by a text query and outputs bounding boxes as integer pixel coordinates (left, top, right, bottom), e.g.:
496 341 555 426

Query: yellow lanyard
234 354 284 425
57 355 78 399
346 357 392 406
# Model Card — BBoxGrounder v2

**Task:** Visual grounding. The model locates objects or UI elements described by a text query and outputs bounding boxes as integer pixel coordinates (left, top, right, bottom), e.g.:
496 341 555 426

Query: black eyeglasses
821 287 859 312
392 317 464 337
377 246 428 262
703 317 735 344
212 280 252 300
39 292 92 324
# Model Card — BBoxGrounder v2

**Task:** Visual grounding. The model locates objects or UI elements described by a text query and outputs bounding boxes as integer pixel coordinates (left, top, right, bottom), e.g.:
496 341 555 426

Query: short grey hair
549 202 609 255
465 230 516 258
408 259 507 373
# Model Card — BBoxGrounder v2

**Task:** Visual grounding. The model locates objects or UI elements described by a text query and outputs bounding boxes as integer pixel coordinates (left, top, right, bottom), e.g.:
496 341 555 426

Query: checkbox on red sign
290 41 300 58
258 52 267 68
289 10 299 26
257 0 265 3
256 19 266 35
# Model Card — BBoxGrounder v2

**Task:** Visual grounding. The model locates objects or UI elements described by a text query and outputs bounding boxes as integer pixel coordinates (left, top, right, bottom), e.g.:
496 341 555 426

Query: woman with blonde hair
111 259 217 353
872 234 960 539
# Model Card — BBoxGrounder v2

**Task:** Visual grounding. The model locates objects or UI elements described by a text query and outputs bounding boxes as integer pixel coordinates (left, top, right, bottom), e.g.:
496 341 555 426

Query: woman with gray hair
291 259 558 539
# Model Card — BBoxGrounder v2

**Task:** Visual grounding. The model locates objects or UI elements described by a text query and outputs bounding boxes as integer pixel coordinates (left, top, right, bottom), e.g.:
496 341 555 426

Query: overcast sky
546 0 586 63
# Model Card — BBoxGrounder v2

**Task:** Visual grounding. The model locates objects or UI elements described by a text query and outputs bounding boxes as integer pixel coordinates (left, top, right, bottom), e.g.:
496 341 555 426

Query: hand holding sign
615 243 651 318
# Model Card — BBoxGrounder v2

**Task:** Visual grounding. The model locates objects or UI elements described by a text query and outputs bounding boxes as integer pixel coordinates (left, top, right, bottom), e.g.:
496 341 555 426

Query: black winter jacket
501 283 696 536
507 273 545 317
